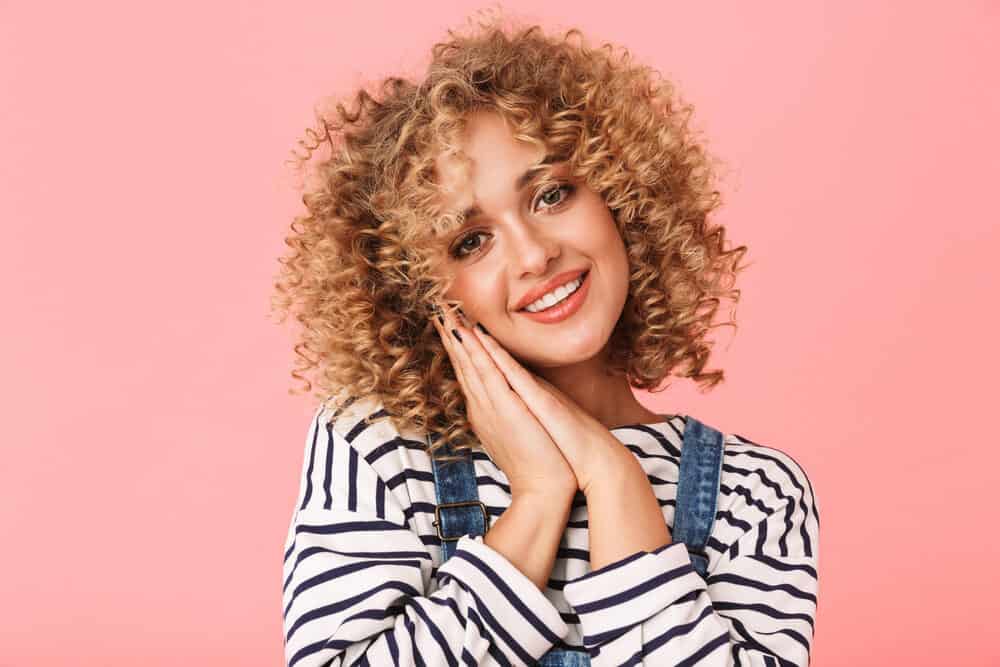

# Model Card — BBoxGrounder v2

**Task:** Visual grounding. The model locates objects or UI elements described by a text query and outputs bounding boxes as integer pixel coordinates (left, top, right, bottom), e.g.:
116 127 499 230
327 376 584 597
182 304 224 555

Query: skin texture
434 110 664 430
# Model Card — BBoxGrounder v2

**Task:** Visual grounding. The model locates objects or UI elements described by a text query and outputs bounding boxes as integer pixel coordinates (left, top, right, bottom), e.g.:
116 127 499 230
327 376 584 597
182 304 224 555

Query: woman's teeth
524 274 584 313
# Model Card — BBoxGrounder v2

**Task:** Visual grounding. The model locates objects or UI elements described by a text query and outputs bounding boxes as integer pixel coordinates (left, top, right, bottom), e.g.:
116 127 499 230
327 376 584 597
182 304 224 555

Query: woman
274 13 820 667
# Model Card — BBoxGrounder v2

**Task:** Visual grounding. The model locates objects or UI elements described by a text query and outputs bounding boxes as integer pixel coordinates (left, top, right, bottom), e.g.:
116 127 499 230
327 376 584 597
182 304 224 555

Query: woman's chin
516 334 609 368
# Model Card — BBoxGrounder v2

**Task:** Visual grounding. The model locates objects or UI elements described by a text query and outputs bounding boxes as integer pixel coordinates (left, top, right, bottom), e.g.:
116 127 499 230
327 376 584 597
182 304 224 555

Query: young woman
274 14 820 667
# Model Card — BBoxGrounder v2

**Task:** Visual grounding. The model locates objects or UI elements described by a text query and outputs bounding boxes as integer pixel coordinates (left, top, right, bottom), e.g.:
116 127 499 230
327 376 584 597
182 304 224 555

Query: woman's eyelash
532 183 574 211
450 232 489 259
449 184 575 259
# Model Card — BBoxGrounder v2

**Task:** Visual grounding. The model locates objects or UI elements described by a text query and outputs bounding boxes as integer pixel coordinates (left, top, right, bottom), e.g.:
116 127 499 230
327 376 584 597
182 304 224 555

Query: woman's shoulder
720 427 817 498
712 423 821 546
665 414 815 499
312 390 433 473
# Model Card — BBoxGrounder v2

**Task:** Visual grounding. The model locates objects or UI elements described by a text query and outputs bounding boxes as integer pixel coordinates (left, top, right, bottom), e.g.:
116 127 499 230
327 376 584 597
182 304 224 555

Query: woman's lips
516 270 591 324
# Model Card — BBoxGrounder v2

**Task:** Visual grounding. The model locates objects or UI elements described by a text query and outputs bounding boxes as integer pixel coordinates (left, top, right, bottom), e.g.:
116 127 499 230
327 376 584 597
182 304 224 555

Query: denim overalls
428 415 725 666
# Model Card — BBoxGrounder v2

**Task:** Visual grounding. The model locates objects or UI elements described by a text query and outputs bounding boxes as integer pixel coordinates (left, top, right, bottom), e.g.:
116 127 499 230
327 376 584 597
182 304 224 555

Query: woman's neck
530 351 667 430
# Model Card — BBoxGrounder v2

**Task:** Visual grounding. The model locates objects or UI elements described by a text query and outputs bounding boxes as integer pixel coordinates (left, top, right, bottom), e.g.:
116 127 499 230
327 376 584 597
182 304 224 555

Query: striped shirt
282 395 820 666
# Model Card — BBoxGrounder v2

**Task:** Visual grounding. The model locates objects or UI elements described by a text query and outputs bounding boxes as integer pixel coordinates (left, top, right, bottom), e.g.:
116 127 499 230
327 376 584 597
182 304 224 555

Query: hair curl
270 9 750 465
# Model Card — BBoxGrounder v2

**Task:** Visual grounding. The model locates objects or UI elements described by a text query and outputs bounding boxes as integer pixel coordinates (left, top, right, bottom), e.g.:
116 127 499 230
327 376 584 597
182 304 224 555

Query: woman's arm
584 450 673 569
282 406 572 667
563 443 820 666
485 489 576 592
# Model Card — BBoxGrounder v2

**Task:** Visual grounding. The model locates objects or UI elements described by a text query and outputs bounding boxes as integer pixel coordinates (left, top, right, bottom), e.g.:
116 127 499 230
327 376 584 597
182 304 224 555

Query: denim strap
673 416 725 580
427 432 490 562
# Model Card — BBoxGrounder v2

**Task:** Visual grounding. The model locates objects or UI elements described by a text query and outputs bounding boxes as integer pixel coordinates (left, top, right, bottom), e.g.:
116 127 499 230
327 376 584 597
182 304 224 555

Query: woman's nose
507 222 560 276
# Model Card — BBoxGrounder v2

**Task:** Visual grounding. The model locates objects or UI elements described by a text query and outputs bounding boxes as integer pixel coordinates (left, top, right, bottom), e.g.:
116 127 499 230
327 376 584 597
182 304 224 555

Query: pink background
3 1 998 664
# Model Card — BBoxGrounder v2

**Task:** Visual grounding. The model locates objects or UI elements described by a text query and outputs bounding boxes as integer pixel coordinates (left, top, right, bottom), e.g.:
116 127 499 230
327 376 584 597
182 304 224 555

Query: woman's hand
463 317 636 497
431 304 578 501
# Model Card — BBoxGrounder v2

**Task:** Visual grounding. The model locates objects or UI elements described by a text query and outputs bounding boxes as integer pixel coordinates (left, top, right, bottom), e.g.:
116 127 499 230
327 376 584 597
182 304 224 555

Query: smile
517 270 591 324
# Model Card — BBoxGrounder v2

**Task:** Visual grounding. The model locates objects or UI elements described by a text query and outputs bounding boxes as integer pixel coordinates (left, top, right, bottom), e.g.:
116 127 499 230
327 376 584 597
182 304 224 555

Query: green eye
533 184 574 211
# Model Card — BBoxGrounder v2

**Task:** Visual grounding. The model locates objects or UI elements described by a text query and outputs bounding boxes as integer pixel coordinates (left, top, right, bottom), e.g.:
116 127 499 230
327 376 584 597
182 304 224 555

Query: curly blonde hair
270 10 750 464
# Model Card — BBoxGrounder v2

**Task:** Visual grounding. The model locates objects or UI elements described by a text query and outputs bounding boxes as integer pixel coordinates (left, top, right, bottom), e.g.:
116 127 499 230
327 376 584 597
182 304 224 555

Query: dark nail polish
437 315 444 325
476 323 490 336
451 328 462 342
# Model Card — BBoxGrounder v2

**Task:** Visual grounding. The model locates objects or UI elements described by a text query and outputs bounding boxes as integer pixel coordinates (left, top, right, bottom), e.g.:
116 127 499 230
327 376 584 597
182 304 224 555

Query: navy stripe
295 518 409 535
286 578 422 642
322 422 335 510
716 509 754 533
348 444 358 512
643 605 718 658
375 476 385 519
565 549 648 585
713 601 816 631
287 637 330 667
675 631 729 666
299 414 322 511
721 482 780 516
571 561 697 614
285 558 423 617
708 572 816 603
745 553 818 576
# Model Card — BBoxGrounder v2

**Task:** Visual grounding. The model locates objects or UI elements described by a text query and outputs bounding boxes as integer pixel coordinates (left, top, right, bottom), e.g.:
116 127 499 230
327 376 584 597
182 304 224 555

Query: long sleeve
281 407 570 667
562 451 820 666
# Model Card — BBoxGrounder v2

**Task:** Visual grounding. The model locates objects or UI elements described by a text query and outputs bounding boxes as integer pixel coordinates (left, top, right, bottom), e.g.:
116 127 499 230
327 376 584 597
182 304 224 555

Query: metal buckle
432 500 489 541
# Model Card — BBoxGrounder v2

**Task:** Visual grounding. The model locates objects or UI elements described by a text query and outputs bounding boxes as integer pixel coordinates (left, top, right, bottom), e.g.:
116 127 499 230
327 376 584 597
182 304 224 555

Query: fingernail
437 315 444 325
475 322 489 336
451 328 462 342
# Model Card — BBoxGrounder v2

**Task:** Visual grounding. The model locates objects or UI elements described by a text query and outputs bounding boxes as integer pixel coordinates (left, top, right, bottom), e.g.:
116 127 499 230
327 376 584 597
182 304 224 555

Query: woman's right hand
431 304 578 501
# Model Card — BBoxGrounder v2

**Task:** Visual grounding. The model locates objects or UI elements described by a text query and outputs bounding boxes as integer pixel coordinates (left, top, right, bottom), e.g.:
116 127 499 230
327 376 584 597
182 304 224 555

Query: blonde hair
270 10 750 464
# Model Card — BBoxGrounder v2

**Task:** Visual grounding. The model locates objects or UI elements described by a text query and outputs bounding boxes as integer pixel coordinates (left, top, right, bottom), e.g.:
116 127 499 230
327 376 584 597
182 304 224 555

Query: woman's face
434 110 631 369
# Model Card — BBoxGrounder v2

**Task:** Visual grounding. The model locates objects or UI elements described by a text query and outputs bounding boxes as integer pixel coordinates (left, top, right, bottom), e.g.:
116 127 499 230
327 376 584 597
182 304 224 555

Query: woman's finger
472 324 597 476
435 303 489 406
431 311 470 392
471 324 556 410
448 316 517 401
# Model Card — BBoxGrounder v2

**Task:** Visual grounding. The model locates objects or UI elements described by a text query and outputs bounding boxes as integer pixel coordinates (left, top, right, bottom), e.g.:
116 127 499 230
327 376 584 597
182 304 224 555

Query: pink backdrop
3 1 998 665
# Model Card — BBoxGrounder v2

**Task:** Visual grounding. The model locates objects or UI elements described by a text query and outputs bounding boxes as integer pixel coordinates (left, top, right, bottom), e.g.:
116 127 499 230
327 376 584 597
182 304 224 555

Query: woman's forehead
432 113 547 183
432 146 564 218
432 149 474 202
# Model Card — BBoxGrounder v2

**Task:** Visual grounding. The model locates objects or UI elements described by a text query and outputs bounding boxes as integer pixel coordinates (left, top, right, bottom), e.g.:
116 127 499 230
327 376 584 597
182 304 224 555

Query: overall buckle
432 500 489 541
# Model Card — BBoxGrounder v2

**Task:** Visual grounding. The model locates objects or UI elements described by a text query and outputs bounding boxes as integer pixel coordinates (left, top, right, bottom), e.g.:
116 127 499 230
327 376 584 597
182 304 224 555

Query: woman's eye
533 184 574 212
450 231 489 259
449 185 574 260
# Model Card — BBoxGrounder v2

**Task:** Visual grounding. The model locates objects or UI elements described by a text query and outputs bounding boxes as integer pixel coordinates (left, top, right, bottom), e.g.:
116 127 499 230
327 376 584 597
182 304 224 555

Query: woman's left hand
469 321 635 495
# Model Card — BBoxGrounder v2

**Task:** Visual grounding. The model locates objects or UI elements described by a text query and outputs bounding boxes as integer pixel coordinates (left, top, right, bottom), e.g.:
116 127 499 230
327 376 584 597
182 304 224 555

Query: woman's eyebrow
456 162 558 224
